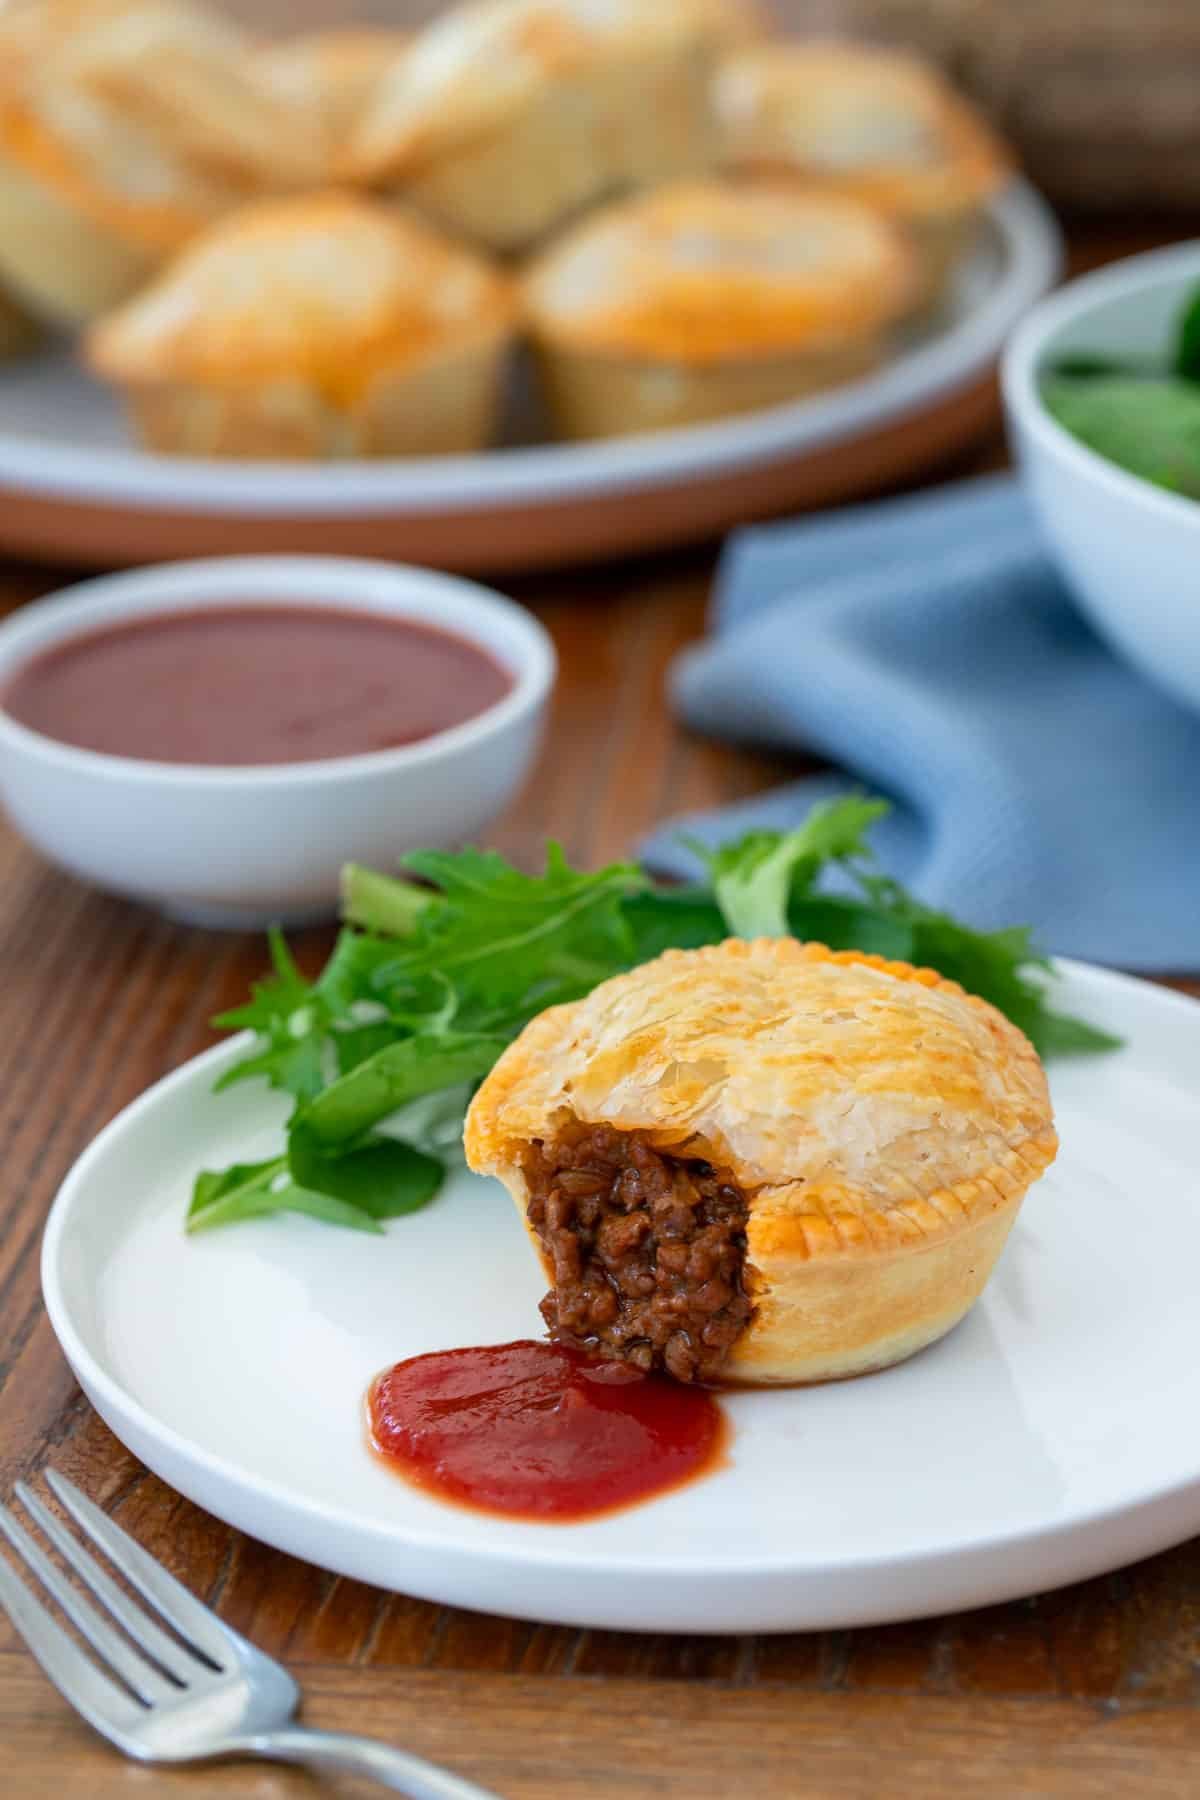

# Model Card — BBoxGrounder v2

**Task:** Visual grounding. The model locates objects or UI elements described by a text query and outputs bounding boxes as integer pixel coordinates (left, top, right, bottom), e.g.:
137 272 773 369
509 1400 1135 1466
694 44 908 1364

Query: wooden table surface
3 218 1200 1799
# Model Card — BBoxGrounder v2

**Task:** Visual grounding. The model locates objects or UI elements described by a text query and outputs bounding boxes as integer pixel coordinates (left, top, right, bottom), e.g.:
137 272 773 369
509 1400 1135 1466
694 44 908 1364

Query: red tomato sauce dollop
368 1340 726 1522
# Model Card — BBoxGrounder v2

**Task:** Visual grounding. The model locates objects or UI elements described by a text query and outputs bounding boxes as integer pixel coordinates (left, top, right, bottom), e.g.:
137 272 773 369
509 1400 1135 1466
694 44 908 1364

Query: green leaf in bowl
1043 353 1157 380
1174 284 1200 383
1041 374 1200 499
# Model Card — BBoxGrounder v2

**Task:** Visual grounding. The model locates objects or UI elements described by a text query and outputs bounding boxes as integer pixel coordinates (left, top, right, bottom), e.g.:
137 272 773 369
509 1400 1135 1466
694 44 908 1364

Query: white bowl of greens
1002 240 1200 714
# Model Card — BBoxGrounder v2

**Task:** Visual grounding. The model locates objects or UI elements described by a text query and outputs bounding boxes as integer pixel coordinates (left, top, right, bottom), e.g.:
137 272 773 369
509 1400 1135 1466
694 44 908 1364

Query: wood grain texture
1 218 1199 1795
8 1664 1200 1799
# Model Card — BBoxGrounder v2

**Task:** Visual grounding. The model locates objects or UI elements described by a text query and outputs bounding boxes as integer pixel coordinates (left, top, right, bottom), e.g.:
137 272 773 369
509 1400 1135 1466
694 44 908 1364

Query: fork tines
0 1471 233 1734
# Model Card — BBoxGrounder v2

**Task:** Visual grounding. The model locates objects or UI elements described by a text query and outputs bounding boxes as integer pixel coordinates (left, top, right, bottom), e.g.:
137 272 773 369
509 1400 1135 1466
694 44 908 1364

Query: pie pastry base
532 338 882 439
729 1189 1022 1383
497 1157 1025 1385
907 208 986 313
117 333 513 459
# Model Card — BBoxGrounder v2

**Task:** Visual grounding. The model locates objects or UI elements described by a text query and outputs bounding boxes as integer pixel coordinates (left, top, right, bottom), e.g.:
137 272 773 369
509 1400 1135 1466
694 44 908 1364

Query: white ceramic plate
41 960 1200 1635
0 186 1060 571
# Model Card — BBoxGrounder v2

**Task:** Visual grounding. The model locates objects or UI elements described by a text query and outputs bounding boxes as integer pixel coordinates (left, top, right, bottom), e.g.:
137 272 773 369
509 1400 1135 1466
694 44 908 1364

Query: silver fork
0 1470 500 1798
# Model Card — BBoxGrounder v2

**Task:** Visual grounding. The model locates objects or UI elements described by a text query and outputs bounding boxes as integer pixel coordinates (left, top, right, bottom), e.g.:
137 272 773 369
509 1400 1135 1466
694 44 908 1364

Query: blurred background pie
714 41 1011 307
523 179 916 438
0 0 322 324
345 0 768 253
0 0 1044 457
85 190 517 456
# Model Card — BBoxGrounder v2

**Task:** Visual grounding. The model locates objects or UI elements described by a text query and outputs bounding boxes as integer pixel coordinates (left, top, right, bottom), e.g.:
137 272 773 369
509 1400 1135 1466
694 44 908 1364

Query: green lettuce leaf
287 1126 444 1219
1041 374 1200 499
212 928 328 1101
187 1156 386 1235
699 796 889 937
1174 282 1200 384
296 1032 506 1148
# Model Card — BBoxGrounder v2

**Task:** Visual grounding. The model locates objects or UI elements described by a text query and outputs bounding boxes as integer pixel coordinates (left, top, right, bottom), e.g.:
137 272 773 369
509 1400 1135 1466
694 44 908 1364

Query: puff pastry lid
716 42 1012 216
348 0 767 181
0 0 323 249
465 939 1058 1255
86 193 515 399
522 180 915 361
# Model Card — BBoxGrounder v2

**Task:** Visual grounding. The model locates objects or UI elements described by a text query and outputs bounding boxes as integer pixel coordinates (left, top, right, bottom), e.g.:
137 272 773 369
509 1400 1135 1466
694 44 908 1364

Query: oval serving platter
41 959 1200 1635
0 185 1059 572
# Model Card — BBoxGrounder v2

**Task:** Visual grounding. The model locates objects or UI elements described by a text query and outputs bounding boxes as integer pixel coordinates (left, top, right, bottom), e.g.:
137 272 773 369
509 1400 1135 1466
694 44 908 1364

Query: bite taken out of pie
464 938 1057 1385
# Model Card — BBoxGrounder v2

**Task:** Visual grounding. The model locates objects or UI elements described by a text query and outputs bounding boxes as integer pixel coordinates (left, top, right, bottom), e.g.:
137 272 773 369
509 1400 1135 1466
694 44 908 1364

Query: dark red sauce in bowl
368 1340 727 1522
0 605 512 767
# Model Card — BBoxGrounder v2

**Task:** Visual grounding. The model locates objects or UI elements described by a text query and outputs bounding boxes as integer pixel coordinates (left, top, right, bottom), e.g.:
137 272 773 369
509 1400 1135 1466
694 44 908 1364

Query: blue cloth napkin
642 475 1200 970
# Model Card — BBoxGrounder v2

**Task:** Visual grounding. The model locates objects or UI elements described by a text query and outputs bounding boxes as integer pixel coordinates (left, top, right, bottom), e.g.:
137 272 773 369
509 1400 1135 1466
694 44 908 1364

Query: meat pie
465 938 1057 1385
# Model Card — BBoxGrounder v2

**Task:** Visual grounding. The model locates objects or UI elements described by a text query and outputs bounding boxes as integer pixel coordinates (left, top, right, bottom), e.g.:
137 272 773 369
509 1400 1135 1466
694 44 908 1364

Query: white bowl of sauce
0 556 555 926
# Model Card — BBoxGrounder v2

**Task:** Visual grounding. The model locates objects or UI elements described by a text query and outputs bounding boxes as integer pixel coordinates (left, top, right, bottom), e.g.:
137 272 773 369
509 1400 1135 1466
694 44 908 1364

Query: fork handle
228 1726 502 1799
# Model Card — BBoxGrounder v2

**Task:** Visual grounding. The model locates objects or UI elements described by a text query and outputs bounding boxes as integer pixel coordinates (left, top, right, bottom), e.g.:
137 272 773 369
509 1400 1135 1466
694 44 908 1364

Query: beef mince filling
522 1122 754 1383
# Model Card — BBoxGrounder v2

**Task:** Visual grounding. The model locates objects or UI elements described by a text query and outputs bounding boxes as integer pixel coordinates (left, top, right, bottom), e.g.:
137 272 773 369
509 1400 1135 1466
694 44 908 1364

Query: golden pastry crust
467 938 1056 1216
87 193 514 388
466 939 1057 1384
85 192 517 459
522 178 915 437
346 0 768 252
0 0 323 273
352 0 765 175
524 179 916 362
715 42 1012 223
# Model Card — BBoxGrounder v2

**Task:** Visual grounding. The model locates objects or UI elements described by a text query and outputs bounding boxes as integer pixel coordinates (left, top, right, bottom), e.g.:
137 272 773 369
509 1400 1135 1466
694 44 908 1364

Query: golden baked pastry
0 0 322 325
346 0 768 253
254 30 409 169
85 192 517 459
715 42 1012 307
465 939 1057 1386
521 179 916 439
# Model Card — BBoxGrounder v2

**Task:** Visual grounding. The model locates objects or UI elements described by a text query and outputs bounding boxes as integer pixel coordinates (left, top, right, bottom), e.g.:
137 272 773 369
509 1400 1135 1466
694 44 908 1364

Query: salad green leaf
341 862 434 936
192 800 1119 1235
1041 374 1200 500
211 928 329 1101
392 845 643 1030
1043 353 1155 380
296 1033 506 1149
287 1127 443 1219
698 796 889 938
1040 278 1200 499
187 1156 391 1236
1174 284 1200 384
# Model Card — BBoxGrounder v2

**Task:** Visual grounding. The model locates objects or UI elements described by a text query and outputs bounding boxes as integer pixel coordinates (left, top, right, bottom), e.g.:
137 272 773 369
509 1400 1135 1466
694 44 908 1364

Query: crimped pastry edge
727 1193 1026 1383
464 937 1058 1264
